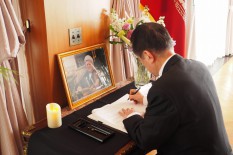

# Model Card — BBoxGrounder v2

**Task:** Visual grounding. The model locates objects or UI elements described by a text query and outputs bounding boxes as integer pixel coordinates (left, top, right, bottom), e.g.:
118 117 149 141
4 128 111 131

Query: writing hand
131 87 141 95
128 89 144 104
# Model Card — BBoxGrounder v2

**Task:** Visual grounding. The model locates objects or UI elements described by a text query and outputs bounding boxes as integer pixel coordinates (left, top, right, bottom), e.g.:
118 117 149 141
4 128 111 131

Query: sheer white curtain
186 0 196 59
110 0 141 83
189 0 228 65
226 0 233 55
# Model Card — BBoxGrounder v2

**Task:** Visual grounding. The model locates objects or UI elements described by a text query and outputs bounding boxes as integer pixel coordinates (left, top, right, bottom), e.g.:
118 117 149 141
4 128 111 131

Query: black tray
69 118 115 143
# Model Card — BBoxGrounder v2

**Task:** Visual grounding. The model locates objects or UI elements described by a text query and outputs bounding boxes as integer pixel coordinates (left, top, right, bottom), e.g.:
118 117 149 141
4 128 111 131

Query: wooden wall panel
21 0 110 121
44 0 110 110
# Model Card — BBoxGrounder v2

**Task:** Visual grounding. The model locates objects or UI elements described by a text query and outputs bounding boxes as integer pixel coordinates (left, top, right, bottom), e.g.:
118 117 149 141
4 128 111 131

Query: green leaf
0 67 19 84
130 24 134 30
110 25 118 33
109 41 123 44
105 34 117 39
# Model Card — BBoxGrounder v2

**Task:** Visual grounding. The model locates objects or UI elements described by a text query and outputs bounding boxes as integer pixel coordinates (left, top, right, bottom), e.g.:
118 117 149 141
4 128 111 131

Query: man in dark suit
119 22 232 155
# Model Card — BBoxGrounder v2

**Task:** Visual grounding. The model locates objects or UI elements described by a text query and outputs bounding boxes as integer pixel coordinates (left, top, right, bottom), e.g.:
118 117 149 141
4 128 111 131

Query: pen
128 87 141 100
88 125 109 136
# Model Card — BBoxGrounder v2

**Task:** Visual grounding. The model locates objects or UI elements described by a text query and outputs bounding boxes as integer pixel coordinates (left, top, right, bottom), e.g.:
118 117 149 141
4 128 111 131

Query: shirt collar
156 54 175 80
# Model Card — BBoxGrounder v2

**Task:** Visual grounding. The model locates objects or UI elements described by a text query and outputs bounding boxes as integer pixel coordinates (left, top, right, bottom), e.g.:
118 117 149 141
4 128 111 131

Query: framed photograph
57 43 116 109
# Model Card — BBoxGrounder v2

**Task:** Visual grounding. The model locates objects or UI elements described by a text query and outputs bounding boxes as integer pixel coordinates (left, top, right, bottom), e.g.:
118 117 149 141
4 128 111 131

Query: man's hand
129 89 144 104
118 108 135 119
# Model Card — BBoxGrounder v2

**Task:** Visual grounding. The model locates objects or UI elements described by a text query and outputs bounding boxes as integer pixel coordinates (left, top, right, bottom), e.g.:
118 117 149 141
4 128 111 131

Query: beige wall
21 0 110 121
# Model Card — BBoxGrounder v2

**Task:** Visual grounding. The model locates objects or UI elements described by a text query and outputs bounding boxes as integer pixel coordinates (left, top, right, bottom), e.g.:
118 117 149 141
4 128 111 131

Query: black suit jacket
123 55 232 155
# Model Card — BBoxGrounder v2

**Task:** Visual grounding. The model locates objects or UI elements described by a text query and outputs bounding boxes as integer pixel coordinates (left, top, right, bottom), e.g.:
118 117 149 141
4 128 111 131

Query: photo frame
57 43 116 109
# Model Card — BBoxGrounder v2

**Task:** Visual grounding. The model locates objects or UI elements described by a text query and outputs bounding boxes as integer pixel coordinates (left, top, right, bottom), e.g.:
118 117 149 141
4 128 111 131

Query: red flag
141 0 186 57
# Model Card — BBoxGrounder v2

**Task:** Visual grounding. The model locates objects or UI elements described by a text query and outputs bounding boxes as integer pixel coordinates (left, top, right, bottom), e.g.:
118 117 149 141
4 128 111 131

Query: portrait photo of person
73 54 109 99
60 47 113 104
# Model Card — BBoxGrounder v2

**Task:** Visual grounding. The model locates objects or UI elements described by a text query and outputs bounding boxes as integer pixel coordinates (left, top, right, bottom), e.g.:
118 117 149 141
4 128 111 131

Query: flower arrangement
108 6 166 87
109 6 165 46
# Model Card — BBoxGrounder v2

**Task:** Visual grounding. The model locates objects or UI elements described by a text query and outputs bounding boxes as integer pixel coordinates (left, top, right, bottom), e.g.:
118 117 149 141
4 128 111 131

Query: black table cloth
27 82 145 155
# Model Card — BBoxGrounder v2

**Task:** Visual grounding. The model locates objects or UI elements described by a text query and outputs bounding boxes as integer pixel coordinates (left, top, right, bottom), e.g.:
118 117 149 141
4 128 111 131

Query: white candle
46 103 62 128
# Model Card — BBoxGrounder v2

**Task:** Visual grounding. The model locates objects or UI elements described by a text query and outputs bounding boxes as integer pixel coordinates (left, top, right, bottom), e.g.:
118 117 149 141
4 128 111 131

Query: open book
88 83 152 133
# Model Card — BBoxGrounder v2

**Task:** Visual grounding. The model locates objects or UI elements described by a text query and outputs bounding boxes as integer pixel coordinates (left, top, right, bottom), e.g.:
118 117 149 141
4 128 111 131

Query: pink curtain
11 0 35 125
0 0 25 64
0 0 28 154
0 62 28 155
110 0 141 83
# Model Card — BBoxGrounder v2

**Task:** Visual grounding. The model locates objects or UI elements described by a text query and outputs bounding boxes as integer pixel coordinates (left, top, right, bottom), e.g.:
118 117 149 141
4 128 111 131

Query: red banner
141 0 186 57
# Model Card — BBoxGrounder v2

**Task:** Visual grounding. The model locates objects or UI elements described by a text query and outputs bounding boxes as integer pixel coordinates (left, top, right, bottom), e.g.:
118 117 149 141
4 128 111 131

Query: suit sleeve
123 93 179 151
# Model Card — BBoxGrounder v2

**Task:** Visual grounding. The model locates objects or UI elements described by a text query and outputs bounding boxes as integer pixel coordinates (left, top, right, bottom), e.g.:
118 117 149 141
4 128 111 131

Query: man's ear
143 50 156 63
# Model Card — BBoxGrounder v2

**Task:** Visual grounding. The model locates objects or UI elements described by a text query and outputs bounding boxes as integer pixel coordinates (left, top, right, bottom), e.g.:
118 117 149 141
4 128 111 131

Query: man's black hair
130 22 174 56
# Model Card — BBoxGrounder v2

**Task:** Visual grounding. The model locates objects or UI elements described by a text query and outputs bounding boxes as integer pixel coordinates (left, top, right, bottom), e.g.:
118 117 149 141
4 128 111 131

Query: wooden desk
22 80 140 155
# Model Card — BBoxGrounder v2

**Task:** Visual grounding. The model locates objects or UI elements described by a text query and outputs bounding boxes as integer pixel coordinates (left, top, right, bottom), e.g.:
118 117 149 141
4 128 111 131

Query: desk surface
23 81 145 155
22 80 132 141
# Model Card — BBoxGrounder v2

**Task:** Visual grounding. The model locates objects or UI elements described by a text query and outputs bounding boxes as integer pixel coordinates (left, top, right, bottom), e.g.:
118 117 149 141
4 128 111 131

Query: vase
129 52 151 88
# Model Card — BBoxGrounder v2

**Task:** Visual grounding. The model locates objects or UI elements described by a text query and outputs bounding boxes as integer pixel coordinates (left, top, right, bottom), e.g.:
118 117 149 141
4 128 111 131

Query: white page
88 83 152 133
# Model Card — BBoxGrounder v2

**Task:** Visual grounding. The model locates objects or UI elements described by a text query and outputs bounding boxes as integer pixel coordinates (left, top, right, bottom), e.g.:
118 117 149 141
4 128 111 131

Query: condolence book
88 83 152 133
